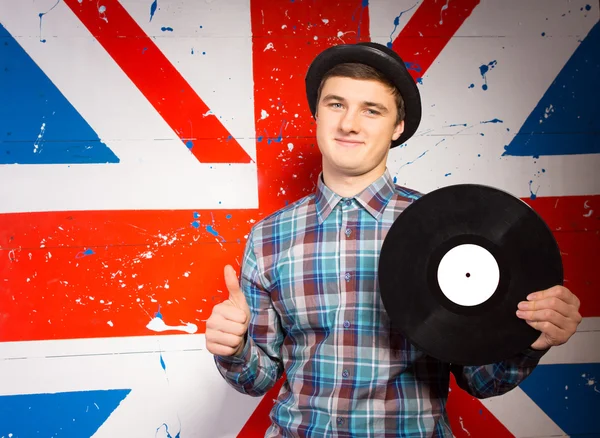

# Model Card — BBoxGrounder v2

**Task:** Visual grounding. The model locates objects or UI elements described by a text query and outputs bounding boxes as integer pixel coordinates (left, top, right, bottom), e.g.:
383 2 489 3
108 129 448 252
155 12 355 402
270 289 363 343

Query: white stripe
0 0 258 213
480 387 567 438
0 334 261 437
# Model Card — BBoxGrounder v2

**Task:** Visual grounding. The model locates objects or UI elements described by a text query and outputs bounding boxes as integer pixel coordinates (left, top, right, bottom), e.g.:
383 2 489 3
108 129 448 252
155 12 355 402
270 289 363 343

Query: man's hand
517 285 582 351
206 265 252 357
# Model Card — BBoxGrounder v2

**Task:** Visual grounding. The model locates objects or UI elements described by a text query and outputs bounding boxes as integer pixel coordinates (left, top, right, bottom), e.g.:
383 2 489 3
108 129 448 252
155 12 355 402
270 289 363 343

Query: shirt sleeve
213 228 285 397
450 347 548 399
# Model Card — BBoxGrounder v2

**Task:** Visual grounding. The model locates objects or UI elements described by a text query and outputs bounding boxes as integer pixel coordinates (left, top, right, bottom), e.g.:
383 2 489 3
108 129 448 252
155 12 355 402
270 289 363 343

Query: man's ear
392 120 405 141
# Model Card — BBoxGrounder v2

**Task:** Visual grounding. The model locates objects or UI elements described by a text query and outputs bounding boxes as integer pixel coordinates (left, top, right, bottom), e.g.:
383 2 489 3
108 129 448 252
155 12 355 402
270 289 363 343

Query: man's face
315 76 404 182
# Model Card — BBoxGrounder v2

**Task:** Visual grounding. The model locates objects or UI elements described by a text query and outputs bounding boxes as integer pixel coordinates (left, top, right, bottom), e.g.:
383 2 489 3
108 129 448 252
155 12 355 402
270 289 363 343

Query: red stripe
447 375 513 438
392 0 480 81
62 0 251 163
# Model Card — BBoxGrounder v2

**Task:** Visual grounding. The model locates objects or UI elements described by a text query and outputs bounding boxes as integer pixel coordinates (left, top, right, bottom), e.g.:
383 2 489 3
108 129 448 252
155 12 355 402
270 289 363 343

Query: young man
206 42 582 437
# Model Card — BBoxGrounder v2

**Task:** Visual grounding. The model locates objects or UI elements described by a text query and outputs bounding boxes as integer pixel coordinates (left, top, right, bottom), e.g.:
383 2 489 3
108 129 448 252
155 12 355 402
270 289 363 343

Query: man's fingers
526 319 566 340
206 316 247 337
206 341 241 357
532 285 580 308
517 308 570 329
208 306 247 327
224 265 249 310
518 296 574 318
224 264 242 296
207 330 245 349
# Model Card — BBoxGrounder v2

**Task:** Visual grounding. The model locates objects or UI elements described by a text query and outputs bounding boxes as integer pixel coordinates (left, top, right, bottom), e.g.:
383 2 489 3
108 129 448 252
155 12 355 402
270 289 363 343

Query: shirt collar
314 169 396 224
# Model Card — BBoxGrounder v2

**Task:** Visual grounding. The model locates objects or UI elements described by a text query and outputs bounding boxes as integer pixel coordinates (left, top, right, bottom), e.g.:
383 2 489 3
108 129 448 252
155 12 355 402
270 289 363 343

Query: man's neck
322 167 386 198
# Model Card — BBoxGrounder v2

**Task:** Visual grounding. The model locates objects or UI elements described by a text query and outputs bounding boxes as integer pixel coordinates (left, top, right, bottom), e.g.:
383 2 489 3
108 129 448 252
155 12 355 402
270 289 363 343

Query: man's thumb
224 265 248 309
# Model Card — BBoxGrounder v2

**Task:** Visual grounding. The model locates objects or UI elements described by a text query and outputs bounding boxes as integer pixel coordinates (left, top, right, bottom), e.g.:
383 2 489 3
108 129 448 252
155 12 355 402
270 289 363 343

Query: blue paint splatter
266 121 286 145
160 353 166 371
38 0 60 43
156 423 181 438
274 120 286 143
257 136 263 142
155 305 163 320
585 4 591 11
226 214 232 219
186 140 193 149
398 150 429 171
150 0 158 22
75 248 95 259
541 32 546 36
479 60 497 90
468 83 475 89
0 390 131 437
405 62 422 73
416 77 423 84
0 24 119 164
161 26 173 32
142 47 148 54
481 118 503 124
206 225 219 237
444 172 452 177
387 3 418 48
193 212 200 219
448 123 468 127
352 0 369 39
504 21 600 156
528 180 539 199
191 221 200 228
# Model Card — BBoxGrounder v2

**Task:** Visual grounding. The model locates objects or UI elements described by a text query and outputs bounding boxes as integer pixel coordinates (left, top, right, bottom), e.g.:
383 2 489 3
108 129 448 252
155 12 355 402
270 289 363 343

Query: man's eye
330 103 343 108
366 109 380 115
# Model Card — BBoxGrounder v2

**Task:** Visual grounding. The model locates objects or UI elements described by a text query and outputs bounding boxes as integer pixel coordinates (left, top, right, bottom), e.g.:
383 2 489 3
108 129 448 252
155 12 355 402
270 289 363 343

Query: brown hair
316 62 406 124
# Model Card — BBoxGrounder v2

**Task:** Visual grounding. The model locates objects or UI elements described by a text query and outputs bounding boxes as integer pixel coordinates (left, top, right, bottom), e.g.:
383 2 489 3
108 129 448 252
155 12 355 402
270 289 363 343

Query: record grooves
378 184 563 365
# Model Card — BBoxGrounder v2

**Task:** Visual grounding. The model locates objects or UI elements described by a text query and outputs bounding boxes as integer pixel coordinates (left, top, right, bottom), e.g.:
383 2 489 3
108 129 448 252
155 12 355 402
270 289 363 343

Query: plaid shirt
215 169 546 437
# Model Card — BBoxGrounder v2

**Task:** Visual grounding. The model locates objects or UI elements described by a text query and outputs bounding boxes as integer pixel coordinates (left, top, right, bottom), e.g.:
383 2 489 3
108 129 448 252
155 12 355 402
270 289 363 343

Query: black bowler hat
305 42 422 148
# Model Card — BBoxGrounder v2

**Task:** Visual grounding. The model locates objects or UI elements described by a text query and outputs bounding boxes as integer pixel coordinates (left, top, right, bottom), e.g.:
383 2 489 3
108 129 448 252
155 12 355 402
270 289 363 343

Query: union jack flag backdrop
0 0 598 436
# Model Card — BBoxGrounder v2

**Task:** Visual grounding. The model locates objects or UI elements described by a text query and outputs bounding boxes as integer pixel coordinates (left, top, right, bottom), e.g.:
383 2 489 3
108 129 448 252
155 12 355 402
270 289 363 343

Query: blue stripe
0 389 131 437
503 20 600 157
0 23 119 164
519 363 600 436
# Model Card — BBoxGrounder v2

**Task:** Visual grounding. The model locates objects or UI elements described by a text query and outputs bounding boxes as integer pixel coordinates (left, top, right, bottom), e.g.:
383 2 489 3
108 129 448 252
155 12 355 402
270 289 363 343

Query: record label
437 243 500 307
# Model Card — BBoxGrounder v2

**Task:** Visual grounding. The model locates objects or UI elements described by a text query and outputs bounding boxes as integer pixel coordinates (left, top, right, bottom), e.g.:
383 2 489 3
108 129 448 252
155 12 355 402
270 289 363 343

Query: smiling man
205 42 582 437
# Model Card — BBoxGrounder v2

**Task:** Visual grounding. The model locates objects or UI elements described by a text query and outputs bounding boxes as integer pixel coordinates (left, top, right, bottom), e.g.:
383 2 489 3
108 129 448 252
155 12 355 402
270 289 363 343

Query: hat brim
305 44 422 148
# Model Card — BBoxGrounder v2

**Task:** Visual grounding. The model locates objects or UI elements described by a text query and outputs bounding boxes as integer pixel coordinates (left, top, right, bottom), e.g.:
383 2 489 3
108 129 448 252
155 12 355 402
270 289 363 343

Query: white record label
436 243 500 306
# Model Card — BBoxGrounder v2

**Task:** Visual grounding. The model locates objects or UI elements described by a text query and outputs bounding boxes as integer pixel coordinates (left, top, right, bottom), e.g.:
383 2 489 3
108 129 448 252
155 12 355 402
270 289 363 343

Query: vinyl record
378 184 563 366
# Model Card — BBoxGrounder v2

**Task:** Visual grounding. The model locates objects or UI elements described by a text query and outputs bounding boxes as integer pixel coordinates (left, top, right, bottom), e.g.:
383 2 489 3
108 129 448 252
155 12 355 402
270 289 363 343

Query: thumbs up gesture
206 265 251 357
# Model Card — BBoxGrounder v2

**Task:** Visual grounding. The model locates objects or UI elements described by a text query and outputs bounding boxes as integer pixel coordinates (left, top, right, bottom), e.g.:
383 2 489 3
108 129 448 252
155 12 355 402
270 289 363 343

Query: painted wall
0 0 598 436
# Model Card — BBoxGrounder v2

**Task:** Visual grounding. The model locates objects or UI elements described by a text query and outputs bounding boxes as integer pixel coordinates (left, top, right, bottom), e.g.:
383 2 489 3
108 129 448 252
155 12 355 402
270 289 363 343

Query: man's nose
339 108 360 134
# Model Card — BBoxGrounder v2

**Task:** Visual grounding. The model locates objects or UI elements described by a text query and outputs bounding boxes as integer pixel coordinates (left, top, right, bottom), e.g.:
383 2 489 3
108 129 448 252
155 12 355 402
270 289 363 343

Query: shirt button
342 369 349 378
343 320 351 328
337 417 345 425
345 228 352 237
344 272 351 281
345 199 352 206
